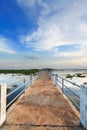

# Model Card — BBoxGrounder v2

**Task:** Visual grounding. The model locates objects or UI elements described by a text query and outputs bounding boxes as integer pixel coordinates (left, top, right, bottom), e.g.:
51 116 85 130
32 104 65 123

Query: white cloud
17 0 35 8
17 0 87 61
54 51 83 57
0 37 17 54
17 0 49 18
20 23 63 50
54 42 87 58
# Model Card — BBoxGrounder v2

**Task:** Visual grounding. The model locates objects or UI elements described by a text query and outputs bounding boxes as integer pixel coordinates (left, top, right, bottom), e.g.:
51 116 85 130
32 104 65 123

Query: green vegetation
66 73 86 79
12 85 18 88
7 88 11 94
0 69 39 75
66 74 74 79
76 73 86 78
84 82 87 85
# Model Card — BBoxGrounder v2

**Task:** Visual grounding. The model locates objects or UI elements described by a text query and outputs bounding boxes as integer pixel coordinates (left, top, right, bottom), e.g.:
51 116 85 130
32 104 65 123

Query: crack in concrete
4 124 83 128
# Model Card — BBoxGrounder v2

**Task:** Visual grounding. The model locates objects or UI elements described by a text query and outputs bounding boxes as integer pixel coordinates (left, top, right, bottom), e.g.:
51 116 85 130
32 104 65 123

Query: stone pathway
1 71 84 130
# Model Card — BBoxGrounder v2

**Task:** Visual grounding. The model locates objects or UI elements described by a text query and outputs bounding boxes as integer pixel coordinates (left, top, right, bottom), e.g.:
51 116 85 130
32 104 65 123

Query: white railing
47 71 87 130
54 74 80 110
0 84 7 126
0 72 40 126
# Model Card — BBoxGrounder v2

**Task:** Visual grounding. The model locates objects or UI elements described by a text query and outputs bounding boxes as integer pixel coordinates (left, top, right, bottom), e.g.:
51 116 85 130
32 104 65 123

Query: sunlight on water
0 74 28 85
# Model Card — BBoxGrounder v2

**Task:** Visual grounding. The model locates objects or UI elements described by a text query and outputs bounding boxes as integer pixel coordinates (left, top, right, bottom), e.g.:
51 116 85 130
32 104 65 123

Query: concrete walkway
1 71 84 130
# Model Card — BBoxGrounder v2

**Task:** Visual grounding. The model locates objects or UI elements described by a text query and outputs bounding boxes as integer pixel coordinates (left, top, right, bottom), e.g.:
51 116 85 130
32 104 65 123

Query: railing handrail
6 73 40 108
58 75 80 88
63 84 80 98
7 83 25 97
53 74 80 88
7 76 32 97
7 77 27 87
0 77 26 86
0 71 40 126
6 84 25 108
48 72 80 110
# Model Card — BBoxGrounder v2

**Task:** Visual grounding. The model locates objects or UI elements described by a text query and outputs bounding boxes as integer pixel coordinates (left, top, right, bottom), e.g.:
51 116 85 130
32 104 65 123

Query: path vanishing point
1 71 85 130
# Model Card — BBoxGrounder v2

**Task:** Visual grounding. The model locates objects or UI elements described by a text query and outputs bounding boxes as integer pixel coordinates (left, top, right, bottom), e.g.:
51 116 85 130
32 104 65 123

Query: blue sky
0 0 87 69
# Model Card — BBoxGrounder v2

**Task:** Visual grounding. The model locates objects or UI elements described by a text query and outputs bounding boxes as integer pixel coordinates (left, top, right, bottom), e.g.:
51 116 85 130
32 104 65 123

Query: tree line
0 69 39 75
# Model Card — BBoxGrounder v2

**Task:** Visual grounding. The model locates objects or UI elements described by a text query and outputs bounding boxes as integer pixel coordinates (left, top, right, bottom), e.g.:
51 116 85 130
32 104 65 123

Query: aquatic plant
12 85 18 88
7 88 11 94
76 73 86 78
84 82 87 85
66 74 74 79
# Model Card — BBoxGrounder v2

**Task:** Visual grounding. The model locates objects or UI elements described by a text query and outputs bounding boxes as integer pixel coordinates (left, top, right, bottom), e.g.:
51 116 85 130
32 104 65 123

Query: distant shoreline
0 69 39 75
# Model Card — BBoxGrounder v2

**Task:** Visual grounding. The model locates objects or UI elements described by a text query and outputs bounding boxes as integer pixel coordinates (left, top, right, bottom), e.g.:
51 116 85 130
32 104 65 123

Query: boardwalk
1 71 84 130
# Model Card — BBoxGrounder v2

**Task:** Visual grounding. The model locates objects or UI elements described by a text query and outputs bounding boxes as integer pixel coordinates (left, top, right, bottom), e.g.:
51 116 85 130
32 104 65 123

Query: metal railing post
62 78 64 93
80 85 87 129
50 73 80 110
52 74 53 81
57 75 59 86
30 74 32 85
54 74 56 84
55 74 58 86
0 84 7 126
24 79 26 91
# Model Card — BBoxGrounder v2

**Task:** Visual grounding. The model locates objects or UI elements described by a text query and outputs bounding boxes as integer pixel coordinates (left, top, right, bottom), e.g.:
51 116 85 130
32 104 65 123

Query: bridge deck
1 71 84 130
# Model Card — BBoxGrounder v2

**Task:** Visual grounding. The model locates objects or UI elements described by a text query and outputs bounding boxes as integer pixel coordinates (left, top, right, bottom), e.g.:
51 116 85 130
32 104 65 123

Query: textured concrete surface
1 71 84 130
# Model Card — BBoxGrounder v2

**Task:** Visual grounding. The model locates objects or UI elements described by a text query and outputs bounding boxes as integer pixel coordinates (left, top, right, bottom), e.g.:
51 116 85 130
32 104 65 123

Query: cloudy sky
0 0 87 69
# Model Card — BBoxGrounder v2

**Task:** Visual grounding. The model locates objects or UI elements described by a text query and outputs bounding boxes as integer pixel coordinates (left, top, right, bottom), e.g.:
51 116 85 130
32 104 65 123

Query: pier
0 71 85 130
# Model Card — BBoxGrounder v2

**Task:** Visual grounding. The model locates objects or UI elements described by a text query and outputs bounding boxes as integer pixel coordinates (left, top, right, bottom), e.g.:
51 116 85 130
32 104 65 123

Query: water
7 85 25 108
52 69 87 85
0 74 29 85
